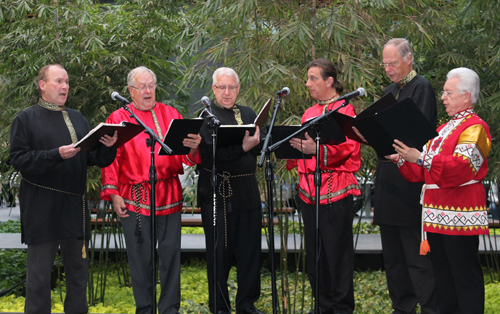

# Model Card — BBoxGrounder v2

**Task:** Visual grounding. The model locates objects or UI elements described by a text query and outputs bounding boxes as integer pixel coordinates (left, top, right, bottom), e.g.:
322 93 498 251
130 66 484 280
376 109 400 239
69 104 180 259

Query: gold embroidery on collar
397 70 417 87
395 70 417 100
214 100 243 125
320 95 341 114
318 94 339 106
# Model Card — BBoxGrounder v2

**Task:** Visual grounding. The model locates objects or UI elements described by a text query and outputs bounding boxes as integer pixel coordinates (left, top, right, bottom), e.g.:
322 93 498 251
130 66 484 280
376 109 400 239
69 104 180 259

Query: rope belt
305 169 335 206
22 177 87 259
419 179 479 255
203 168 254 247
130 178 170 244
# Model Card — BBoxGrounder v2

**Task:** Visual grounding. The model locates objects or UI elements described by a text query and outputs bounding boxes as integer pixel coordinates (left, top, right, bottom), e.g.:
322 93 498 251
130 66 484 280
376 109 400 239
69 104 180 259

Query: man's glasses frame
131 84 156 92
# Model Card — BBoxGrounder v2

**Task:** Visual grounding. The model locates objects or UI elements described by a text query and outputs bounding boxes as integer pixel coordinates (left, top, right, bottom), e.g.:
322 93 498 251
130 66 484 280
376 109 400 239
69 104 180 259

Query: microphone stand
258 95 283 314
268 100 349 314
122 102 172 314
200 106 221 313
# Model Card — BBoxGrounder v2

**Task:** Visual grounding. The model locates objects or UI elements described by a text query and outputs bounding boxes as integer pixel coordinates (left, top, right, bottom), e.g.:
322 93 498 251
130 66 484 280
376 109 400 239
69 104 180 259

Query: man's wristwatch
416 152 425 166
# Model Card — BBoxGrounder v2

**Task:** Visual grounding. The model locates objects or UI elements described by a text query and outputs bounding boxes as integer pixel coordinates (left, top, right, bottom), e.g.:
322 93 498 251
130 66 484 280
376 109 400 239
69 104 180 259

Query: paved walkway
2 202 500 254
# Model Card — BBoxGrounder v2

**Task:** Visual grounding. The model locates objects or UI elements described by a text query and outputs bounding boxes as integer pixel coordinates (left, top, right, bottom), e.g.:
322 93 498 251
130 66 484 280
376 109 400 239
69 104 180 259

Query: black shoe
217 310 230 314
236 305 265 314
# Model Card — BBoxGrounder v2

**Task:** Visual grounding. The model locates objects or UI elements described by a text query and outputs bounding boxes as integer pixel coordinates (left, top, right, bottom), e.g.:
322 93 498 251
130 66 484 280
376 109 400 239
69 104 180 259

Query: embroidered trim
131 101 156 111
101 184 118 191
422 204 488 231
299 183 360 202
150 109 164 140
397 70 417 87
396 156 405 167
423 154 432 171
452 108 474 120
454 142 484 174
214 100 243 125
123 198 183 211
322 144 328 167
318 94 340 106
39 98 64 111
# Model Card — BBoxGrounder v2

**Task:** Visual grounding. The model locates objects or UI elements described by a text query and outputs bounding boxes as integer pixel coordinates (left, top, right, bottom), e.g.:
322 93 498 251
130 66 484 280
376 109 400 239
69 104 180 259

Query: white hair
127 66 157 86
212 67 240 85
447 67 480 104
384 38 414 63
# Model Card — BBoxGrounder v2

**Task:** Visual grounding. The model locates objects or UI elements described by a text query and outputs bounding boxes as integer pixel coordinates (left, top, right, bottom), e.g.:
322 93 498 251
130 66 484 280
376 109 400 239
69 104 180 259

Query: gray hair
212 67 240 86
447 67 480 104
384 38 414 63
127 66 157 86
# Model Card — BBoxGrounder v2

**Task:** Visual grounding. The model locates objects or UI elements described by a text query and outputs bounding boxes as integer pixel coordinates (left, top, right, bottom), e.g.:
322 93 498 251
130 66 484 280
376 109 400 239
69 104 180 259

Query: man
100 66 201 314
287 58 361 314
197 67 263 314
374 38 439 314
9 64 118 313
388 67 490 314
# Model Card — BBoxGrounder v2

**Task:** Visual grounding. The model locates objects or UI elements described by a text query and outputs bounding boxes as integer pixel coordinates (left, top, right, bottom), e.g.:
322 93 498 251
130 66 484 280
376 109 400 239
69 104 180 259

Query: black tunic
9 104 116 244
373 75 437 227
197 102 261 210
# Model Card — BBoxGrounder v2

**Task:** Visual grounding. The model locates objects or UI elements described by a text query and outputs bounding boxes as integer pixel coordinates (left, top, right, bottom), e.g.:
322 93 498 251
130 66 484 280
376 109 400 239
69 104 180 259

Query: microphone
201 96 211 108
338 87 366 101
276 87 290 96
199 96 220 126
111 91 131 104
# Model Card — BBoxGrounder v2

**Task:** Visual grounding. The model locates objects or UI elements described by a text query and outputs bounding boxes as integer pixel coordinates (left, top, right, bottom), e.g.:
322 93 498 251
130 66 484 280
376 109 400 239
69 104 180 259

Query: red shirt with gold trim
287 100 361 205
100 102 201 216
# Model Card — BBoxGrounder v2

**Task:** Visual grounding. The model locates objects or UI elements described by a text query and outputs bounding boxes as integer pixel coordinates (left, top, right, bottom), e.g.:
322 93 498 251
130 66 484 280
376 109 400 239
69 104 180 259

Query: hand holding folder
331 93 438 158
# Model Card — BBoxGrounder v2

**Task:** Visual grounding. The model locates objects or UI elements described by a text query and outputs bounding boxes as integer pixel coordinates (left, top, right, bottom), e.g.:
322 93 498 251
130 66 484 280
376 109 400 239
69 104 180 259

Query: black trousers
201 203 262 313
25 238 89 314
300 196 355 314
121 211 181 314
427 232 484 314
379 224 439 314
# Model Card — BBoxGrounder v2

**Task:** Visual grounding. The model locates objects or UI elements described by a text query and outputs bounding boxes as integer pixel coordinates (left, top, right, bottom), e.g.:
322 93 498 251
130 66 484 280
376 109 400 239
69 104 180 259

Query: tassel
82 244 87 259
420 239 430 255
135 223 143 244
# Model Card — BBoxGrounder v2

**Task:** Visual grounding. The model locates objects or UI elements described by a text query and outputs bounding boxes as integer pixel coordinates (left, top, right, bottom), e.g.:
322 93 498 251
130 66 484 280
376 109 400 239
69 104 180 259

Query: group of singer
8 37 490 314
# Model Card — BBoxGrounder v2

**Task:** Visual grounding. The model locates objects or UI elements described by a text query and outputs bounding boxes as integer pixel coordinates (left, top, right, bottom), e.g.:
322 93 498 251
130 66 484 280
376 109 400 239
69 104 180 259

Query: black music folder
216 98 272 147
74 121 143 152
270 115 346 160
332 93 438 157
159 118 204 156
271 126 313 160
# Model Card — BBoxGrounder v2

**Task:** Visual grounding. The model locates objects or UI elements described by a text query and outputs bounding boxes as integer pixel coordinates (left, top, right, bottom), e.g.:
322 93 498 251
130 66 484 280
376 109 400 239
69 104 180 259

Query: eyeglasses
131 84 156 92
440 90 465 97
214 85 238 92
379 61 399 68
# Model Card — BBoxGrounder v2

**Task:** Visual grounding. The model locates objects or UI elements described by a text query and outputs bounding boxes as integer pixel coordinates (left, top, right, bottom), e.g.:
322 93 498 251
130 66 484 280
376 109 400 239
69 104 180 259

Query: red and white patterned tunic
397 109 491 235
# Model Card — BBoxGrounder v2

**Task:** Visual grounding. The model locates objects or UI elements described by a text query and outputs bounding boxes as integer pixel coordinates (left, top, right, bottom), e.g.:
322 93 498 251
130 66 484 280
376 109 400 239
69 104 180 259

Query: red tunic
287 100 361 205
397 109 491 235
100 103 201 216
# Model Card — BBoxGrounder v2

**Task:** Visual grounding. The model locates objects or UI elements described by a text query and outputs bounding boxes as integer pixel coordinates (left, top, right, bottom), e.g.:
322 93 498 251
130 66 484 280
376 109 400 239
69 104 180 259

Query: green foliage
0 219 21 233
0 0 190 195
0 249 27 297
1 256 500 313
182 226 205 234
